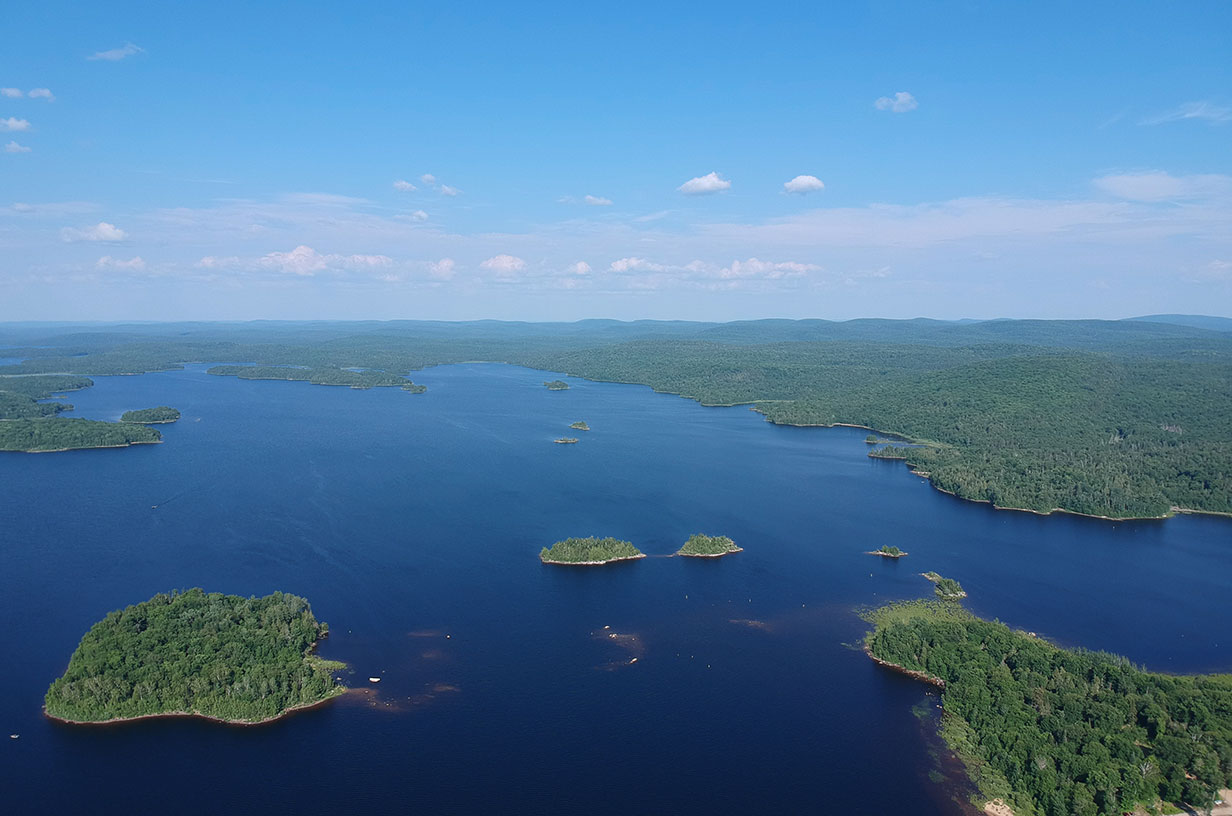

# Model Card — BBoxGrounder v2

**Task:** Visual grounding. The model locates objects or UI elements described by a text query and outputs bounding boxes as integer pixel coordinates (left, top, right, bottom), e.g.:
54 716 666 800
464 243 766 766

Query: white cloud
88 43 144 61
258 245 392 276
480 254 525 274
875 91 918 113
4 140 31 153
783 175 825 195
609 257 667 272
678 172 731 196
11 202 33 212
280 192 368 207
567 261 591 275
408 209 428 221
1 88 22 98
420 174 437 185
28 88 54 101
439 184 460 197
195 255 241 269
1141 101 1232 126
0 117 30 132
716 258 819 279
1094 171 1232 202
61 222 127 242
393 179 416 192
584 195 613 206
429 258 456 280
96 255 146 271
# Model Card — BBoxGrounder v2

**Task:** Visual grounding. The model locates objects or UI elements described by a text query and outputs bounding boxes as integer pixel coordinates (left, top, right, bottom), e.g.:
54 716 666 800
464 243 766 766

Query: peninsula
0 417 161 453
677 533 742 557
121 406 181 424
922 571 966 600
543 379 570 390
865 601 1232 816
44 588 345 724
540 536 644 565
868 545 907 558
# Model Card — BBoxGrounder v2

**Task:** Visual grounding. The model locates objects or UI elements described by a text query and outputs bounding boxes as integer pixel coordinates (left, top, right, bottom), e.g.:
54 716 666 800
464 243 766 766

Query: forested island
3 317 1230 519
208 364 426 391
539 537 644 565
544 380 570 390
865 601 1232 816
121 406 181 424
677 534 742 557
869 545 907 558
0 418 161 452
44 589 345 724
570 421 590 431
922 572 966 599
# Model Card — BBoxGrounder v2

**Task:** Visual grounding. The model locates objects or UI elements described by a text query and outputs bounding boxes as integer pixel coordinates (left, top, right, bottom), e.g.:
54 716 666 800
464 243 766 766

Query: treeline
540 537 643 563
0 374 93 420
0 418 160 452
865 602 1232 816
207 364 423 390
677 534 741 556
121 406 181 423
45 589 344 723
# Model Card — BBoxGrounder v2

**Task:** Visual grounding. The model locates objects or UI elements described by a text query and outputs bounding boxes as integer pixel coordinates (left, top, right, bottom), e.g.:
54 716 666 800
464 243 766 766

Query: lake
2 363 1230 815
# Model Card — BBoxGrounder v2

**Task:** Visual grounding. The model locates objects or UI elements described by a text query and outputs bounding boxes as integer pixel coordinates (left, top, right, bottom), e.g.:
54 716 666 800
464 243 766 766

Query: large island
0 417 161 453
539 536 644 565
45 588 345 724
121 406 181 424
865 601 1232 816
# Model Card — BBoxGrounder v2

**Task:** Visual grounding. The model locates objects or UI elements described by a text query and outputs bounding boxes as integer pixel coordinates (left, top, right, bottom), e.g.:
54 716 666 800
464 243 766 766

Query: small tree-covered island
570 421 590 431
864 601 1232 816
922 571 967 599
539 537 644 565
120 406 181 424
543 379 570 390
868 545 907 558
44 589 345 725
677 534 743 557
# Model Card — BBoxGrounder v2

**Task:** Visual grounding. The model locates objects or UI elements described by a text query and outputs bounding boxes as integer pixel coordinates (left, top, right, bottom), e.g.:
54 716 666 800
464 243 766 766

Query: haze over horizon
3 1 1230 322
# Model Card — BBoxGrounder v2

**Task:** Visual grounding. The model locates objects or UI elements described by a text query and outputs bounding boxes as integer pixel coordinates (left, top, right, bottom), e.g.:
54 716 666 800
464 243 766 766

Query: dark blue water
2 364 1230 815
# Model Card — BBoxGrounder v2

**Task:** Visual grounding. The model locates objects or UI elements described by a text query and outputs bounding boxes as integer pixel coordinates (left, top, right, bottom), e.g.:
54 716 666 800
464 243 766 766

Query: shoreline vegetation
44 589 345 725
1 417 162 453
676 534 743 557
207 365 426 392
120 406 181 424
922 571 967 599
868 545 907 558
540 537 645 565
864 601 1232 816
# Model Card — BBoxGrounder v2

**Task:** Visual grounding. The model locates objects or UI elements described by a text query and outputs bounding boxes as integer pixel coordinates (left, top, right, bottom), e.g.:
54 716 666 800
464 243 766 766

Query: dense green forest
677 534 742 556
539 536 644 564
872 545 906 558
207 364 425 390
865 602 1232 816
544 379 570 390
45 589 344 724
0 374 93 419
1 318 1229 518
0 418 161 452
570 421 590 430
120 406 181 423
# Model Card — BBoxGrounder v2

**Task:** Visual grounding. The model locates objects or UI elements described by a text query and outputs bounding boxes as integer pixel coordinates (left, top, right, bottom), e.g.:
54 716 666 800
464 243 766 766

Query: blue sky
2 1 1230 321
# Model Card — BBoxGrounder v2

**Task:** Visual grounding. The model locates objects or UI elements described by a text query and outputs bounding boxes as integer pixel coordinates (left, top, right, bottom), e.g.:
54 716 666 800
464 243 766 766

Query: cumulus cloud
438 184 460 197
429 258 456 280
88 42 144 61
4 140 31 153
783 175 825 195
407 209 428 221
716 258 819 279
480 254 525 274
1 117 30 132
259 245 392 276
567 261 591 274
678 172 731 196
609 257 667 272
61 222 127 242
393 179 416 192
584 195 613 206
1141 101 1232 126
28 88 54 101
1094 171 1232 202
420 174 437 185
1 88 22 98
875 91 918 113
96 255 146 271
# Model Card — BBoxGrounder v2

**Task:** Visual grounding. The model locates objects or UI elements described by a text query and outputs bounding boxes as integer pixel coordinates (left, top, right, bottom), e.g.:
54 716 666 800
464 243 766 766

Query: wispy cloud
260 245 392 276
420 174 437 185
875 91 917 113
28 88 54 101
1 88 22 98
678 172 731 196
783 175 824 195
4 140 31 153
480 254 525 274
438 184 461 197
96 255 146 271
1094 171 1232 202
393 179 417 192
428 258 456 280
584 195 612 206
610 257 668 273
1140 101 1231 126
88 42 144 62
0 117 31 132
61 222 128 242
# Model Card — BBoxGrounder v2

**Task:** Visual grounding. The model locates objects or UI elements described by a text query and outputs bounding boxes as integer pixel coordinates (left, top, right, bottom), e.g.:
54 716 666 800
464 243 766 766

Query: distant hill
1125 314 1232 333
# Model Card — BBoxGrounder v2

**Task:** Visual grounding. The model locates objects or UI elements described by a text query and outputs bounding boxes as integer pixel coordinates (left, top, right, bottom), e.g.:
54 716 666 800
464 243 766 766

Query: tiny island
544 380 570 390
922 571 967 600
44 588 345 725
120 406 181 424
868 545 908 558
677 533 743 558
540 536 645 565
570 421 590 431
554 437 579 444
